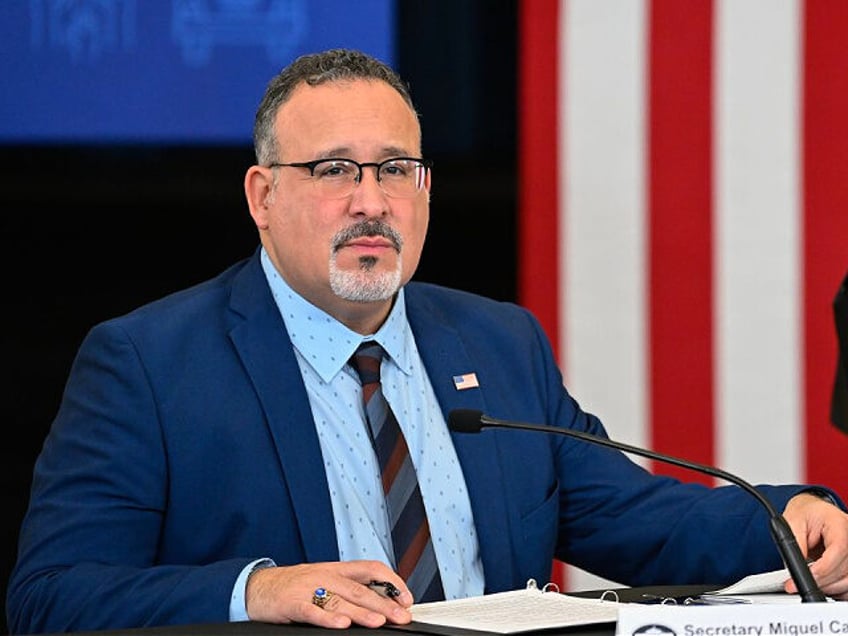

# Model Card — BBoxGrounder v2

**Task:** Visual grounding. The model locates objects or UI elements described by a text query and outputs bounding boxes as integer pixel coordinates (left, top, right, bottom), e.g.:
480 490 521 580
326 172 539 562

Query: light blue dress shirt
229 250 484 620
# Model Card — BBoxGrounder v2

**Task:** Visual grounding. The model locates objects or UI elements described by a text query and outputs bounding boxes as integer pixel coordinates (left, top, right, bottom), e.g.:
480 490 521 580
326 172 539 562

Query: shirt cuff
229 558 276 622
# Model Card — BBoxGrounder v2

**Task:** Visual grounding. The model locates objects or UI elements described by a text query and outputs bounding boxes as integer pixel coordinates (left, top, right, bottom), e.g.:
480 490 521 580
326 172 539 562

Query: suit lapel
228 255 339 563
406 289 517 593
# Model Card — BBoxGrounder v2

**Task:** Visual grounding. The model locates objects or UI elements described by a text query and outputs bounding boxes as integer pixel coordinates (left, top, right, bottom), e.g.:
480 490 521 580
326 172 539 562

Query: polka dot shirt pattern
260 249 485 599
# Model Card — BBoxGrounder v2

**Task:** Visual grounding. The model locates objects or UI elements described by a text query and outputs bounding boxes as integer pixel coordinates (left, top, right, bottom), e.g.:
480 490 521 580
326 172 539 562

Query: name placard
616 602 848 636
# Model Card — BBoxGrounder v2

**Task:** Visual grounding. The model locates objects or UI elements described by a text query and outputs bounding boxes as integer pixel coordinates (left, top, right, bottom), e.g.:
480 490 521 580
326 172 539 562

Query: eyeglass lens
312 159 426 199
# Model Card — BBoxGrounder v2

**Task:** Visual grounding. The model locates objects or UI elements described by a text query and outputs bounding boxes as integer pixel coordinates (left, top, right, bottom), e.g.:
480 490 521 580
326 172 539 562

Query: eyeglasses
267 157 433 199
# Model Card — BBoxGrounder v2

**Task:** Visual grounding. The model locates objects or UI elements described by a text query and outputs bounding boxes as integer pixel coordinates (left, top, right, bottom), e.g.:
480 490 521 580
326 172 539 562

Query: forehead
274 79 422 158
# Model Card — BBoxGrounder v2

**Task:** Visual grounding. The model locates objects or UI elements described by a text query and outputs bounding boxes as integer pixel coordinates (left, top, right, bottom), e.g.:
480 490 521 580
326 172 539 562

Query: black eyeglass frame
267 157 433 185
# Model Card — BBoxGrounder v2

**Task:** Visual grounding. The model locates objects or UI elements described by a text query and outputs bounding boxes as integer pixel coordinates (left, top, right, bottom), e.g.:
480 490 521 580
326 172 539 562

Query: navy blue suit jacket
7 250 820 633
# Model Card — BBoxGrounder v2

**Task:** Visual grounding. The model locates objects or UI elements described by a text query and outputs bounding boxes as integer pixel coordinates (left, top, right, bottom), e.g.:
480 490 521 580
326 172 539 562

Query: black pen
368 580 401 598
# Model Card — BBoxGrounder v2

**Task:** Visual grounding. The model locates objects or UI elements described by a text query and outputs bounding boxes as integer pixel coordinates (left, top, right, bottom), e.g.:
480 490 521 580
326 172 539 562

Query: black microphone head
448 409 484 433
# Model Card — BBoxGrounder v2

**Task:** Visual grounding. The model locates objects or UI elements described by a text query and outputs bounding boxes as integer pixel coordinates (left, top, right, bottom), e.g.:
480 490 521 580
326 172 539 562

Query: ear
244 165 274 230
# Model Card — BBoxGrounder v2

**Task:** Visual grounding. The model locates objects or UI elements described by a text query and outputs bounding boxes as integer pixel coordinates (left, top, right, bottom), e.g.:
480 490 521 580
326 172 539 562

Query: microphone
448 408 827 603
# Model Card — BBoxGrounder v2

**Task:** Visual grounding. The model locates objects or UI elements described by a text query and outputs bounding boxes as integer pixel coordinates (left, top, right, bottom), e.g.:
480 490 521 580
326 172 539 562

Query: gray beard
329 253 403 302
329 219 404 302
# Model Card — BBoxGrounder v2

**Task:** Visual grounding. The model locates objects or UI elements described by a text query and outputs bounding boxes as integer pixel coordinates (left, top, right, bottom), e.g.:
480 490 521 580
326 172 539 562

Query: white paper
696 566 836 604
409 567 833 633
411 588 618 634
708 566 790 595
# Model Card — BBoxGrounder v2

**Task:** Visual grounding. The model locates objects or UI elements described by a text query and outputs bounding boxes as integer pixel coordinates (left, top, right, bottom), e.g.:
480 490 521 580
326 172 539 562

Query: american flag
517 0 848 590
453 373 480 391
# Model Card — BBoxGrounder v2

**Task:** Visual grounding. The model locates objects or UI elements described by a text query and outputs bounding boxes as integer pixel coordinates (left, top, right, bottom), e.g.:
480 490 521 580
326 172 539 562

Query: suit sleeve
7 321 254 633
472 301 816 587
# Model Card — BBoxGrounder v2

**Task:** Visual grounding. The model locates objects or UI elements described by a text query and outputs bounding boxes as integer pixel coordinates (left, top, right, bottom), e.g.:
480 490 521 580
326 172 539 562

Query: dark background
0 2 518 631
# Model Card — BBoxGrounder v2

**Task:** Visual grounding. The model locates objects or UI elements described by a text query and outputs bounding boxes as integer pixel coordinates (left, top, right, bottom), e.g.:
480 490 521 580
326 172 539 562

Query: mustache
332 220 403 253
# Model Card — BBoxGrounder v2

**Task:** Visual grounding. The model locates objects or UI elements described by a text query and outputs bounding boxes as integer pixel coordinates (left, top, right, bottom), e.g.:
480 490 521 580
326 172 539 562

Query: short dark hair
253 48 418 165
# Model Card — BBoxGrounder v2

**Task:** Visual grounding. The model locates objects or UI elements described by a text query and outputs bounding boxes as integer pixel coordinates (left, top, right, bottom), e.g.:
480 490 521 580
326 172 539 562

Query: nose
357 164 383 187
349 165 389 215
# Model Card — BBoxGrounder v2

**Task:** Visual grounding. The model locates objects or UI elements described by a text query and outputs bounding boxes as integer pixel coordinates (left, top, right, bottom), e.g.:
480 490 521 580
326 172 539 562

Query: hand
782 492 848 600
245 560 414 628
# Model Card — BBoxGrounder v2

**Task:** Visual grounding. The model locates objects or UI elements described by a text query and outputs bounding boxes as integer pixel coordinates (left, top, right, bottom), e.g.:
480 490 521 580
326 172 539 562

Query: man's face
247 79 430 331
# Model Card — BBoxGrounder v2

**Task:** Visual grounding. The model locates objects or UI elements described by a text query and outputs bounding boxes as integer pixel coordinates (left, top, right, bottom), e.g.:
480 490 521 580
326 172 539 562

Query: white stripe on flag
561 0 648 451
715 0 802 484
561 0 647 592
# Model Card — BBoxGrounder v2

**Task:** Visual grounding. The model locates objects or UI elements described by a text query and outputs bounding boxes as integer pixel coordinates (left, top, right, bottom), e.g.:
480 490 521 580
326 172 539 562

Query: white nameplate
616 602 848 636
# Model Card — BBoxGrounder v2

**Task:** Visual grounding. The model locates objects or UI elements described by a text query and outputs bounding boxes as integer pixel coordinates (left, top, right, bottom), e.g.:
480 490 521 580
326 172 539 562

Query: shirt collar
260 247 413 383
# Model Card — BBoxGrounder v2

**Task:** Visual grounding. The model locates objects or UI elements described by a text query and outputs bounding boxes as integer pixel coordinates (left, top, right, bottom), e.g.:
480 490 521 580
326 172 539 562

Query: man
7 48 848 634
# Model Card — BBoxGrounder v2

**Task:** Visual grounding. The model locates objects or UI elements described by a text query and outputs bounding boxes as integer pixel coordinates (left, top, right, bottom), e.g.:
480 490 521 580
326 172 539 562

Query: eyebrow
315 145 414 160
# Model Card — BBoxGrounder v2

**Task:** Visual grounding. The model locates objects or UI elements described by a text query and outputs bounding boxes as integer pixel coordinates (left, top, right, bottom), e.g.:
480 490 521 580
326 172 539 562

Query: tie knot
350 341 384 385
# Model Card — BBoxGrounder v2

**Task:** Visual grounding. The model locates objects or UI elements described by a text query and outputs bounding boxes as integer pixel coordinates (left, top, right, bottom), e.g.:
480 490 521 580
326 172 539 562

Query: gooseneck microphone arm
448 408 827 603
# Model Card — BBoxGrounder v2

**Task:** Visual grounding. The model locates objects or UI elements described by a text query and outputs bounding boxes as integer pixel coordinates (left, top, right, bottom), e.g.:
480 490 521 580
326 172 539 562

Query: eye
315 160 357 179
381 161 411 178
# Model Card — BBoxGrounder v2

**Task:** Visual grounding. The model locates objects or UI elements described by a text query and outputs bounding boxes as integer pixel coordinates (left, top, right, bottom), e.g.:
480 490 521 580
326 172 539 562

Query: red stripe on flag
648 0 715 482
802 0 848 494
518 0 560 352
518 0 565 590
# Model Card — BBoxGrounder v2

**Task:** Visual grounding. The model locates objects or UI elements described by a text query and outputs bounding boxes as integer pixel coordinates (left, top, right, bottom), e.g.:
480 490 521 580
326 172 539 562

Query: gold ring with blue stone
312 587 334 609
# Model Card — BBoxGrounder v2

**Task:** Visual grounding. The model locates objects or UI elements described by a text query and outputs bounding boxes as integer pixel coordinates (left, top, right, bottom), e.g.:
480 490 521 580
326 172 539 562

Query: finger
341 580 413 624
784 551 836 595
337 560 411 599
808 549 848 593
817 582 848 601
329 560 414 612
308 588 389 628
782 515 812 560
785 524 848 595
299 602 353 629
811 561 848 600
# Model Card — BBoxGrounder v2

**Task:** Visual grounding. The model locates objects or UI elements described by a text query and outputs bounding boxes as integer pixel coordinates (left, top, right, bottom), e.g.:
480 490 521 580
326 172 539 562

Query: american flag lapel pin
453 372 480 391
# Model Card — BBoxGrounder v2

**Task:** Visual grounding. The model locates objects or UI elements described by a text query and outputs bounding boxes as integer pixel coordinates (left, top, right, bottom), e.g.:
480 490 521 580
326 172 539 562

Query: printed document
410 586 618 633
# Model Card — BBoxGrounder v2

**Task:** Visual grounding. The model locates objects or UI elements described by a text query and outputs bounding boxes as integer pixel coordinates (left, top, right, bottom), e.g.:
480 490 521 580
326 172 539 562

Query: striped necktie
350 341 445 602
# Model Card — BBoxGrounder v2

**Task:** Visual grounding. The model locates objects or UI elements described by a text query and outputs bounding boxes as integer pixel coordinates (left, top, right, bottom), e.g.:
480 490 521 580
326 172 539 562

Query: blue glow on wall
1 1 396 144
